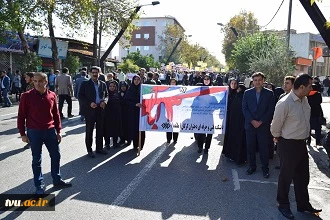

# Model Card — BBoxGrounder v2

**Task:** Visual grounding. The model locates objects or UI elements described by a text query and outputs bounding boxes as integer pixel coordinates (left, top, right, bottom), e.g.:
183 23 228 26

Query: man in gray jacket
55 67 74 119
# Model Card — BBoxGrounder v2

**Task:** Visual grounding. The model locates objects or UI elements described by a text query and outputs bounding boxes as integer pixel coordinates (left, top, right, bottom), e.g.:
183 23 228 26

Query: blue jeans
2 88 12 106
27 128 62 189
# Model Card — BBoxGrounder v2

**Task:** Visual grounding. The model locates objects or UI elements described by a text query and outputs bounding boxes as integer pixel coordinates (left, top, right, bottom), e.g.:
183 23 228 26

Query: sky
130 0 330 64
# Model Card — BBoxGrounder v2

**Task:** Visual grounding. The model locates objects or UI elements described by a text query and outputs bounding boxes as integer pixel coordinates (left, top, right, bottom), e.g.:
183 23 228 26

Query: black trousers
105 136 118 146
166 132 179 142
246 127 269 171
196 133 213 150
133 131 145 149
85 107 104 152
277 138 310 209
58 94 72 117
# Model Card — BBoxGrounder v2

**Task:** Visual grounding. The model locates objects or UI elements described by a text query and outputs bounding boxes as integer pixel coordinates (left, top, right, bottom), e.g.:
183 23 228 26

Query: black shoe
166 140 171 144
87 152 95 158
60 116 65 120
68 114 74 118
35 187 45 195
263 170 270 178
204 149 209 154
96 149 108 155
246 167 256 175
275 165 281 169
118 140 125 145
105 144 111 149
278 207 294 219
197 148 202 153
24 143 30 149
53 181 72 189
297 206 322 214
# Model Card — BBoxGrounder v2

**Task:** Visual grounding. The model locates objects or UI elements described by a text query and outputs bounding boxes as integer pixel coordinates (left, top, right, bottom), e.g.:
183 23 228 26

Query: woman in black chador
223 84 247 165
104 81 123 148
125 75 145 150
222 78 238 155
118 81 129 145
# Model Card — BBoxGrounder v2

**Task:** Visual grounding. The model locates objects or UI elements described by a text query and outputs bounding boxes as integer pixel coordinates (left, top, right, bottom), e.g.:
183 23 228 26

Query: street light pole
165 37 182 65
217 23 238 38
99 1 160 68
165 35 192 65
286 0 293 50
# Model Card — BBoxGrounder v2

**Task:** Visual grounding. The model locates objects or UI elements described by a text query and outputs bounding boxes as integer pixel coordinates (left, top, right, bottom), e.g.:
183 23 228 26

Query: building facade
118 16 185 62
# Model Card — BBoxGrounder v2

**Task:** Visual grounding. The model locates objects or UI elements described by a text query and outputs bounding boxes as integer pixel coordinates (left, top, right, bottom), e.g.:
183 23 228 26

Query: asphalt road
0 99 329 220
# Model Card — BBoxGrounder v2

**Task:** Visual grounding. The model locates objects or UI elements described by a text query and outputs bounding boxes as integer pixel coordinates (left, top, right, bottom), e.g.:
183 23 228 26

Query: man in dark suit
242 72 275 178
78 66 108 158
1 70 12 107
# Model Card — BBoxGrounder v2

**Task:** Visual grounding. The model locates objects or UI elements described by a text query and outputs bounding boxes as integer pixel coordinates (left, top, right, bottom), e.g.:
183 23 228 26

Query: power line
260 0 285 28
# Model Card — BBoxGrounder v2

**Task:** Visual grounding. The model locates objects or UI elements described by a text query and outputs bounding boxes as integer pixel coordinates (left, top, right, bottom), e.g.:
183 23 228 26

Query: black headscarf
108 81 119 101
125 75 141 104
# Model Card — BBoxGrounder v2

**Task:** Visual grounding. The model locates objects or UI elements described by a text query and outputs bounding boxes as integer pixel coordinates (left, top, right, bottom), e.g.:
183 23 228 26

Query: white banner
139 85 228 134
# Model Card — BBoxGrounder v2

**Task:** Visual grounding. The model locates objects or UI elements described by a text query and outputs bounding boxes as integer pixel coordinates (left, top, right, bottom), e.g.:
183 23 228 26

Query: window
144 46 149 51
136 34 141 39
135 46 141 51
144 33 149 39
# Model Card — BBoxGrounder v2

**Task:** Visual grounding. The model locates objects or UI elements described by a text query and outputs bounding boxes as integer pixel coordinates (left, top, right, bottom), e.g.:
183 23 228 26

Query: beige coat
55 74 73 96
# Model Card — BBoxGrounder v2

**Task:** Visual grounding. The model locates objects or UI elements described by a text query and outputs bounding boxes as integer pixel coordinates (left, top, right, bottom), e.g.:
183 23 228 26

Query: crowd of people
2 65 327 218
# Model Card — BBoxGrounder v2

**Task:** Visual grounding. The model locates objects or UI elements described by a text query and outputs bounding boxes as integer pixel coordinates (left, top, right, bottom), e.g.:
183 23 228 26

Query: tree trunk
17 31 30 54
47 10 60 70
92 11 99 66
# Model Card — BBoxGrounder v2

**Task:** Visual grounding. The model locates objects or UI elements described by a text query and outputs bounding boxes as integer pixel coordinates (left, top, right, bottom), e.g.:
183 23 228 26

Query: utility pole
286 0 293 50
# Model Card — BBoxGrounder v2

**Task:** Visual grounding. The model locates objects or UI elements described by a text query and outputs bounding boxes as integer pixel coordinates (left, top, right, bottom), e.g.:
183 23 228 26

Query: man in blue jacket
1 70 12 107
242 72 275 178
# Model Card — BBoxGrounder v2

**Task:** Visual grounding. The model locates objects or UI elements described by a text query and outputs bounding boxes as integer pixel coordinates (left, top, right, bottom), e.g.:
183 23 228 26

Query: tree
63 54 81 75
0 0 43 53
221 11 259 69
20 52 42 73
118 58 139 73
231 32 295 85
90 0 137 65
124 50 160 71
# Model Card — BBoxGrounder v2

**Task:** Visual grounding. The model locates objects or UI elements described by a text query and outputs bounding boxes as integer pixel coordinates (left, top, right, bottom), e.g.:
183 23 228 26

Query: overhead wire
260 0 286 28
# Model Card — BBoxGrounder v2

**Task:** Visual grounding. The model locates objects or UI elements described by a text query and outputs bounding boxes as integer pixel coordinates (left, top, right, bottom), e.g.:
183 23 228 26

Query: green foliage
231 32 295 85
63 54 82 74
118 59 139 73
124 51 160 71
21 52 42 73
221 11 259 68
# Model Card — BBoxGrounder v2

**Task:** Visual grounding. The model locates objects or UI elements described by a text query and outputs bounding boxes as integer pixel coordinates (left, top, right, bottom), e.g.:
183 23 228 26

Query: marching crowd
1 65 328 219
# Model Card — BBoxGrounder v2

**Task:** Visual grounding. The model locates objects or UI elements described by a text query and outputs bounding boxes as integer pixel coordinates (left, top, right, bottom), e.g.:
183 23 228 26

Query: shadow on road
0 137 326 220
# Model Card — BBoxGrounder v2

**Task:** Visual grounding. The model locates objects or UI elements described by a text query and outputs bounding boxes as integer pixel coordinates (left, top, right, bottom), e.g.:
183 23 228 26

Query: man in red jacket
17 72 72 194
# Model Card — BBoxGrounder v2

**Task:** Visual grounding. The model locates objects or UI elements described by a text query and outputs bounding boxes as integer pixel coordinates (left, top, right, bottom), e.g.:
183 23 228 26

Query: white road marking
232 169 240 191
111 144 167 208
